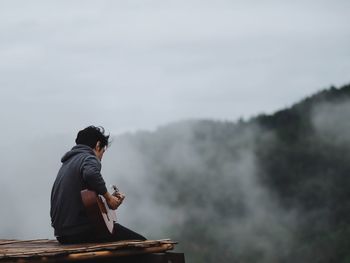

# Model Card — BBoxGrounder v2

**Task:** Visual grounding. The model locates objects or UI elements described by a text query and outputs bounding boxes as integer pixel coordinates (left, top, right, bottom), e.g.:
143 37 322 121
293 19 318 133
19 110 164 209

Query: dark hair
75 126 110 149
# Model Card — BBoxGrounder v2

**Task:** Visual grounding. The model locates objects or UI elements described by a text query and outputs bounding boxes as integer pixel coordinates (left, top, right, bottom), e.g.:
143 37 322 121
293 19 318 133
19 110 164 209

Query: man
50 125 146 244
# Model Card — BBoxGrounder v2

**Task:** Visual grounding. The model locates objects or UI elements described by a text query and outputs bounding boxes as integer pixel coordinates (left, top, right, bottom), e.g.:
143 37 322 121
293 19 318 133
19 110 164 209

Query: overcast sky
0 0 349 137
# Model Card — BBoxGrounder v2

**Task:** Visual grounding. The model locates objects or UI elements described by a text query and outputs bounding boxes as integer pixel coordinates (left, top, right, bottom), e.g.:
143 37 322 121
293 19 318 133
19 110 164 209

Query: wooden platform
0 239 184 263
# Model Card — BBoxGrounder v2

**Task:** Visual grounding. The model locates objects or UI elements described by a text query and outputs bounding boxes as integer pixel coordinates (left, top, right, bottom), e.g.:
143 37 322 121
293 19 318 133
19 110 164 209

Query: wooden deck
0 239 183 263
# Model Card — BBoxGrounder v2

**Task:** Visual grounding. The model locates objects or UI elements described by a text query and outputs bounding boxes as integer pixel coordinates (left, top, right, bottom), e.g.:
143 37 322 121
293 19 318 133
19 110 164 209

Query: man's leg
56 231 101 244
109 223 146 241
56 224 146 244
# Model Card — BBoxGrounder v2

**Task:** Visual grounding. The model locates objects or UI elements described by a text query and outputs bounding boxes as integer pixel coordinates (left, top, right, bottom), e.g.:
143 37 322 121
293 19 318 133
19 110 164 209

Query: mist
0 120 296 262
0 93 349 262
102 122 298 262
311 98 350 147
0 134 71 239
1 1 350 262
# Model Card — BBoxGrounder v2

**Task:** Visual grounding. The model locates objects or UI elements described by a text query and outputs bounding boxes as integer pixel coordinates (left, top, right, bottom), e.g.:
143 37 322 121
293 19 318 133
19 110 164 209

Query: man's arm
81 155 125 210
81 156 108 195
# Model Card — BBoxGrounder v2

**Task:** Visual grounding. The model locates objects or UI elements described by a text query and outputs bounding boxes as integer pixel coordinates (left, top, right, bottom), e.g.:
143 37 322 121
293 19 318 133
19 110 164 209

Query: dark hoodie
50 144 108 237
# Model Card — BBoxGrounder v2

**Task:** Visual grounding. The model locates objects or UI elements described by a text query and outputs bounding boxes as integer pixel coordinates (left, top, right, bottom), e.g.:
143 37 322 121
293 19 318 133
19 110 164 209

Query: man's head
75 126 110 160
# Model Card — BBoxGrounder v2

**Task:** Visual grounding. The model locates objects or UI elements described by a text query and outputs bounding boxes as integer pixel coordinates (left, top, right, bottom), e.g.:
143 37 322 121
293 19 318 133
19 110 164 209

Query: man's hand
114 192 125 201
103 192 125 210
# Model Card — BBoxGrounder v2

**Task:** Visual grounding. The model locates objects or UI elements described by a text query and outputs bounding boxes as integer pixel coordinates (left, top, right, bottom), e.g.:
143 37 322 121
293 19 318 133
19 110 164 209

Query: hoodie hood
61 144 95 163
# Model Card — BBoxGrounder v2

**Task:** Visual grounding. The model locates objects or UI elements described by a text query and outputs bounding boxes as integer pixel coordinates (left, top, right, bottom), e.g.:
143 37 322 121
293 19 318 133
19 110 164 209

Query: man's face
94 142 106 161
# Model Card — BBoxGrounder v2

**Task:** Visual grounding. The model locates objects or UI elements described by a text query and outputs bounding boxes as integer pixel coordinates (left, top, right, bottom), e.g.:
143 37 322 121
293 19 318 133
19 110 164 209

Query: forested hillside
113 84 350 263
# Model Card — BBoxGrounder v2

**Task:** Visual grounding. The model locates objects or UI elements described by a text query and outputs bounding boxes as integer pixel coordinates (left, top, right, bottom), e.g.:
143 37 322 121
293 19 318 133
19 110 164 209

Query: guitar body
81 189 117 235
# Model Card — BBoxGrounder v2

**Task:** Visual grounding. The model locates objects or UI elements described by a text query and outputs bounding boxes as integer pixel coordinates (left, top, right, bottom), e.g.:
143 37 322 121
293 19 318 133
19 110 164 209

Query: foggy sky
0 0 349 136
0 0 350 240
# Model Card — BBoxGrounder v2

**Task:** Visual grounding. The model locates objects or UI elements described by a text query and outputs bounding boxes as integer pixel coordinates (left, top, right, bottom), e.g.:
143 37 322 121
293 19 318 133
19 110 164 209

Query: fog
0 2 349 259
0 120 297 263
101 122 298 262
311 98 350 147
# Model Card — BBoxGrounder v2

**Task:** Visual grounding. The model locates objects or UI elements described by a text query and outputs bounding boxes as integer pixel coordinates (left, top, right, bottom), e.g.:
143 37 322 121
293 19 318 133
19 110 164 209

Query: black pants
57 223 146 244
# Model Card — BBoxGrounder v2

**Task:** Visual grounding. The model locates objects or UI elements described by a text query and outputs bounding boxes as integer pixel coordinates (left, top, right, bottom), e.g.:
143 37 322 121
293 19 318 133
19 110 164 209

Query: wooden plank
0 252 185 263
0 240 50 246
67 243 174 260
0 239 176 261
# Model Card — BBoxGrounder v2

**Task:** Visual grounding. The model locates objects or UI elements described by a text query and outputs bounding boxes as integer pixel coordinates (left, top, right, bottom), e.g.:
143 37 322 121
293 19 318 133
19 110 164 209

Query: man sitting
50 125 146 244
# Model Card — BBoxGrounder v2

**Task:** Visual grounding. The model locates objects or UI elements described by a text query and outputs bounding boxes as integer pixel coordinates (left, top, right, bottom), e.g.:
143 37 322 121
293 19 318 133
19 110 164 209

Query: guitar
81 185 120 235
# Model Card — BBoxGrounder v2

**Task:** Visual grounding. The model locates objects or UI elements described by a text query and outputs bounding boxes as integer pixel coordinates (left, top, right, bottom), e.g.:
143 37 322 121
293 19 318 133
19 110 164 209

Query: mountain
113 83 350 263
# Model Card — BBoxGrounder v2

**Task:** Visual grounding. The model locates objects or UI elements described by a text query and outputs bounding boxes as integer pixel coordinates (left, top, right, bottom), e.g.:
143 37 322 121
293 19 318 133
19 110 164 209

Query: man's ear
95 141 101 150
